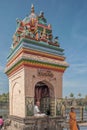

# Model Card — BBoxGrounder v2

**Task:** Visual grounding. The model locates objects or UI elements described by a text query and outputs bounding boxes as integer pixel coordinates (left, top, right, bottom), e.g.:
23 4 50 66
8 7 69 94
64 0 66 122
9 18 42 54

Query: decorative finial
31 4 35 13
31 4 34 8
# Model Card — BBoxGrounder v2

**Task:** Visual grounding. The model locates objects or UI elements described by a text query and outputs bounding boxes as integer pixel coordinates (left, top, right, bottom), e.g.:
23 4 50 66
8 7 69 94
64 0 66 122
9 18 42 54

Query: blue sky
0 0 87 98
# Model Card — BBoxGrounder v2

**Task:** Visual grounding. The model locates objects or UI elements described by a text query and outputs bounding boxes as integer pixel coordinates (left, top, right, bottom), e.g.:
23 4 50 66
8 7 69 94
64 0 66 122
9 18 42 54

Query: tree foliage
0 93 9 103
69 93 74 98
78 93 81 98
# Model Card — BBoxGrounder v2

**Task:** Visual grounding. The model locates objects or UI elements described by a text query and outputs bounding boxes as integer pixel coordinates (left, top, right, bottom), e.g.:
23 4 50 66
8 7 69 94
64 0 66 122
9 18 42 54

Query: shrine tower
5 5 68 118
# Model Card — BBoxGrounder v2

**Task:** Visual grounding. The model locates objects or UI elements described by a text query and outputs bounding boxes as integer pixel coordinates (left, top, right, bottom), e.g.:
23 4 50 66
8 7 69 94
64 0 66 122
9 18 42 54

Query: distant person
46 109 50 116
34 101 46 117
69 106 79 130
0 116 4 129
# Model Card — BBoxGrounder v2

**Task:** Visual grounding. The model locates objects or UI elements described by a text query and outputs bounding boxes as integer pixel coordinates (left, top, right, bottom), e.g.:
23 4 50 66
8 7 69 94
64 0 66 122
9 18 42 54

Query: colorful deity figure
12 34 19 48
35 30 40 40
10 43 14 52
16 19 25 34
16 19 24 28
40 28 47 42
27 4 38 34
38 11 47 25
48 33 53 41
48 24 52 29
53 36 60 47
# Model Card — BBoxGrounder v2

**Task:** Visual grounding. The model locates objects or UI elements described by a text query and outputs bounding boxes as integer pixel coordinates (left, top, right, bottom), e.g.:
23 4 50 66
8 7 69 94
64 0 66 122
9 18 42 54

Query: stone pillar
25 97 34 116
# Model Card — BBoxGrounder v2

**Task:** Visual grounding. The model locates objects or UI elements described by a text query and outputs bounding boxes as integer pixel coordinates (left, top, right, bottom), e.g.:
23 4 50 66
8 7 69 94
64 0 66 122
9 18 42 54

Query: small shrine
5 5 68 130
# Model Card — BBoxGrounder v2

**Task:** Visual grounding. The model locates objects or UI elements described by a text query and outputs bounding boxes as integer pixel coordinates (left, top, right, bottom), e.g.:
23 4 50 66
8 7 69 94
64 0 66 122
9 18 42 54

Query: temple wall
24 66 63 98
9 68 25 117
55 72 63 98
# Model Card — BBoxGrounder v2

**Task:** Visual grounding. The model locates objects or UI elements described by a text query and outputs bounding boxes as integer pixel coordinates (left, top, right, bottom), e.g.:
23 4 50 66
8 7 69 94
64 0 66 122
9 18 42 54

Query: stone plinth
4 115 65 130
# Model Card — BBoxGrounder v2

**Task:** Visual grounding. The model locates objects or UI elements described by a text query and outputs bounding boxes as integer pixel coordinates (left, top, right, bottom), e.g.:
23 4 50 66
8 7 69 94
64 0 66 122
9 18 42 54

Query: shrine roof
6 5 68 65
7 38 64 61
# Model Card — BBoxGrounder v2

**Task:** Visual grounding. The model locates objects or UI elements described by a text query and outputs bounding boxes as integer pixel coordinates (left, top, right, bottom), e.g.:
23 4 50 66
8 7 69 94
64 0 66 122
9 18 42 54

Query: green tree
0 93 9 102
78 93 81 98
69 93 74 98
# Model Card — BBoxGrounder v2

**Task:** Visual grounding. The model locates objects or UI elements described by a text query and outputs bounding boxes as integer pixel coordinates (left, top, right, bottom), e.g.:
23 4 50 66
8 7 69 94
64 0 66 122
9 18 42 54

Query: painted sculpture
11 4 60 51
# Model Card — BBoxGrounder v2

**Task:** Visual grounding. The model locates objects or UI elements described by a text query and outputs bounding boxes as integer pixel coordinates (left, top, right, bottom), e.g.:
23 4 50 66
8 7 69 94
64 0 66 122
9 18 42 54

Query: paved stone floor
63 122 87 130
63 126 87 130
80 126 87 130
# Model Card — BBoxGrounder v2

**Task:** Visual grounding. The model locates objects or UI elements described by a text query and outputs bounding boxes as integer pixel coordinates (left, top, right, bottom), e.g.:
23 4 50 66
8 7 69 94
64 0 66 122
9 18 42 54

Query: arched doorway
34 81 54 115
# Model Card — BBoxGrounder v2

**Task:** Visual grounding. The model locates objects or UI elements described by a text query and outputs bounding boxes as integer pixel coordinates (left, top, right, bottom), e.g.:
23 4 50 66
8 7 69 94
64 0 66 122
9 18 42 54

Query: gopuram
5 5 68 130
